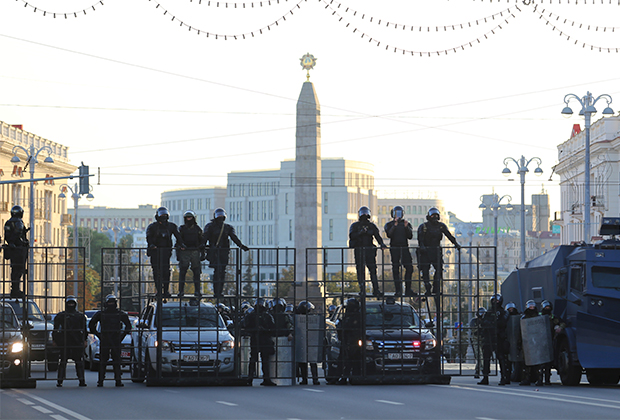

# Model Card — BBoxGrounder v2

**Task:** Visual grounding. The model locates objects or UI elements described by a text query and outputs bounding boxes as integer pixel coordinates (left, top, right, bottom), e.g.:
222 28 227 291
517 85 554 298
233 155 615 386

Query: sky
1 0 620 223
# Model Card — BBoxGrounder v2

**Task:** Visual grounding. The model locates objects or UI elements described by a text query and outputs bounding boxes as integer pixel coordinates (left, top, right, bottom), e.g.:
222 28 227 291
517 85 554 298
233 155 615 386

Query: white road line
302 388 324 393
476 417 499 420
449 385 620 410
17 398 35 405
32 406 53 414
375 400 404 406
13 391 92 420
216 401 238 407
50 415 70 420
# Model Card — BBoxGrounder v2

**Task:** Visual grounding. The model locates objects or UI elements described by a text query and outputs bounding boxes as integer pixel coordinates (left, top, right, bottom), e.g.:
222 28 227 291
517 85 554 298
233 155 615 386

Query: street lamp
11 145 54 296
101 220 132 297
479 194 513 249
59 183 94 295
561 91 614 242
502 156 543 265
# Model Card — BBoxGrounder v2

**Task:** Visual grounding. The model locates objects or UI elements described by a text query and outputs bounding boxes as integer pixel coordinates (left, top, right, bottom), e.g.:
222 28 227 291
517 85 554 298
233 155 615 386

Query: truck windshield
1 306 18 328
6 300 46 322
365 305 420 329
591 266 620 290
160 306 224 328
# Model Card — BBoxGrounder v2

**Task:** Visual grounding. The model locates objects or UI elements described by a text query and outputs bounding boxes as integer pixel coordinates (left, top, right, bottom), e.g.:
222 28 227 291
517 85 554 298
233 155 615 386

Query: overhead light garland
149 0 304 39
185 0 289 6
17 0 104 18
533 7 620 31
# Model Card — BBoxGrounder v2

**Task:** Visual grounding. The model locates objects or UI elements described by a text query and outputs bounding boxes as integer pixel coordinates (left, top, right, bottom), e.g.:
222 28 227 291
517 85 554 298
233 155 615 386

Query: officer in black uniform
491 293 510 385
338 298 363 385
349 206 387 297
177 210 203 297
519 300 540 386
540 300 564 385
469 307 485 379
3 205 29 298
417 207 460 295
202 208 248 298
505 301 522 383
295 301 320 385
384 205 415 296
146 207 184 297
243 298 276 386
53 296 88 387
271 298 294 342
89 295 132 387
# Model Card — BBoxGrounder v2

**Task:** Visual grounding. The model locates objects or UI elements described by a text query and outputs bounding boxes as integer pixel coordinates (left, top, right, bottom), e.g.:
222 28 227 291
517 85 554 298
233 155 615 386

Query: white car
131 300 234 381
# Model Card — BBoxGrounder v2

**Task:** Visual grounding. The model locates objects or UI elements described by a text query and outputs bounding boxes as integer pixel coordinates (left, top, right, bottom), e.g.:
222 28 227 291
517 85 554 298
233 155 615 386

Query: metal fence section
1 246 86 388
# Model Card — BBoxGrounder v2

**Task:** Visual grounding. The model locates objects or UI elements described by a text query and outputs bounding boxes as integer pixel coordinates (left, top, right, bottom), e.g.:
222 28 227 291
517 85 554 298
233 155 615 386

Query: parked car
2 297 60 371
324 297 439 383
131 300 235 382
0 302 27 380
84 316 137 372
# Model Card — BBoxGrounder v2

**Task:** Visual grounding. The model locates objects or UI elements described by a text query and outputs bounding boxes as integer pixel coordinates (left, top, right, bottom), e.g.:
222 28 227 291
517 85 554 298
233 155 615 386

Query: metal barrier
1 246 86 388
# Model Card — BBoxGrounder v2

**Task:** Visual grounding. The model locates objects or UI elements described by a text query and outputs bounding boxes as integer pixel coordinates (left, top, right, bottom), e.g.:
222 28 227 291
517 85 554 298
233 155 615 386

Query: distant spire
300 53 317 82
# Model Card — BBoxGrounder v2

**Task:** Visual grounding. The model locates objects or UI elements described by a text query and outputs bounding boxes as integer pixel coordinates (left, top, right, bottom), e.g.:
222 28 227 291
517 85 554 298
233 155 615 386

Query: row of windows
378 205 443 216
242 224 274 246
229 182 278 198
162 198 212 212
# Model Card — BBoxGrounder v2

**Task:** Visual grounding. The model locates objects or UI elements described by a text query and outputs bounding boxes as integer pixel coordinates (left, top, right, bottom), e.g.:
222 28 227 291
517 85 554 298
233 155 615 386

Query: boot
194 281 202 297
311 363 320 385
477 376 489 385
299 363 308 385
76 361 86 387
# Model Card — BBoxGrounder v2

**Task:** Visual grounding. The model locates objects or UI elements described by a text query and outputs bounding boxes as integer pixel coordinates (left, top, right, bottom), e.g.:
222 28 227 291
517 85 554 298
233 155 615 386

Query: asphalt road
2 368 620 420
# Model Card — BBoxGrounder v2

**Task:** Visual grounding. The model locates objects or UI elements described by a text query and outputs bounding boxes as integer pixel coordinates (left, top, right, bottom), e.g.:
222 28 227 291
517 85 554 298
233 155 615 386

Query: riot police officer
3 205 28 298
53 296 88 387
295 301 320 385
505 302 523 383
540 300 564 385
146 207 184 297
89 295 132 387
272 298 293 342
243 298 276 386
202 208 249 298
177 210 203 297
417 207 461 295
338 298 363 384
384 205 415 296
469 307 485 379
349 206 387 297
519 300 540 386
491 294 510 385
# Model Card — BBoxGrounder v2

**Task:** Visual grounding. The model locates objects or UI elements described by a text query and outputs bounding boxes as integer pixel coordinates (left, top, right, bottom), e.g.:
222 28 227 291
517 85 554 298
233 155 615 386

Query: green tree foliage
242 253 255 298
118 233 133 249
69 227 113 273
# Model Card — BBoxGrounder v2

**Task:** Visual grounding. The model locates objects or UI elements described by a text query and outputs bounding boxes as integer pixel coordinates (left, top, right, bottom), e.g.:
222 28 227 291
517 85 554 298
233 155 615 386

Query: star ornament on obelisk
300 53 317 81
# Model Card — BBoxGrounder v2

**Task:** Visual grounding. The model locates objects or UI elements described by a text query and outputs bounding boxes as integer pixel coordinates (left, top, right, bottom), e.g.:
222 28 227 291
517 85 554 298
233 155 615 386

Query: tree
242 253 255 298
118 233 133 249
69 227 113 273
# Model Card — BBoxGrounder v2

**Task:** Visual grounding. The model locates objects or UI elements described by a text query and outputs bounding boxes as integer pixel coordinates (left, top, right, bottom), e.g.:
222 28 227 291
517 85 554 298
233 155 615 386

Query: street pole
73 189 79 296
584 111 591 242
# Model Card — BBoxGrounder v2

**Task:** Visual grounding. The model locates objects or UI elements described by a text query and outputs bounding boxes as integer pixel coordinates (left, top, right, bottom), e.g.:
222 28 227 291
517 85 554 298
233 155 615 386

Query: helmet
296 300 315 314
273 298 287 312
155 207 170 222
524 299 537 311
216 303 229 313
358 206 371 220
241 301 253 313
345 298 360 312
213 208 227 221
328 304 337 315
477 307 487 318
490 293 503 307
183 210 196 225
426 207 440 221
105 294 117 307
505 302 517 313
391 205 404 219
255 298 267 312
10 205 24 218
541 300 553 314
285 304 294 313
66 295 77 308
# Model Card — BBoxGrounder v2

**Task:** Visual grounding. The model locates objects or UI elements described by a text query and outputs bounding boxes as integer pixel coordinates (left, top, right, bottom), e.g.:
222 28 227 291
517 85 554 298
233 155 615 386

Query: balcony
61 214 72 225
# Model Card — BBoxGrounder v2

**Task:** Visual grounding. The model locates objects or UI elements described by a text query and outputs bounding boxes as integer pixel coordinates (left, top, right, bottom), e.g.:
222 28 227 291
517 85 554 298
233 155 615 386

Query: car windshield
159 306 224 328
591 266 620 290
6 300 46 322
365 304 420 329
1 306 18 328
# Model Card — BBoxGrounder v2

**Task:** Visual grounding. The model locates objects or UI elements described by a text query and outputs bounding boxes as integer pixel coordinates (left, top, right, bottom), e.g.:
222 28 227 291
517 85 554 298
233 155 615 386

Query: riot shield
295 314 325 364
520 316 553 366
506 316 523 362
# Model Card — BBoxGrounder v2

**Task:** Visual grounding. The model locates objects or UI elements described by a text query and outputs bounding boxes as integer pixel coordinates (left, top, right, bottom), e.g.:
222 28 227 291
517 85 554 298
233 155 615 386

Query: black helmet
477 307 487 318
255 298 267 312
345 298 360 312
358 206 371 220
216 303 229 313
10 205 24 218
273 298 287 312
66 295 77 308
524 299 537 312
426 207 440 221
214 208 226 221
391 205 404 219
490 293 503 307
296 300 315 314
105 294 117 307
155 206 170 222
183 210 196 225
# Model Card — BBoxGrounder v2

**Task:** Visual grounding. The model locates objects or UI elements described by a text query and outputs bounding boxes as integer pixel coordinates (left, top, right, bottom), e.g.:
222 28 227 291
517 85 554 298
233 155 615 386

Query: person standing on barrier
416 207 460 296
89 295 132 387
349 206 387 297
243 298 277 386
338 298 363 385
202 208 249 298
3 205 29 298
177 210 203 297
53 296 87 387
295 300 320 385
384 205 415 296
519 300 540 386
146 207 184 298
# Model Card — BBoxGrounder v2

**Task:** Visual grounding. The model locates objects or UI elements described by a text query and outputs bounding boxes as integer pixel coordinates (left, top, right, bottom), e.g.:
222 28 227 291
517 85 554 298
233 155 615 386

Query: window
324 192 328 214
329 219 333 241
331 172 335 186
289 220 293 241
285 193 289 215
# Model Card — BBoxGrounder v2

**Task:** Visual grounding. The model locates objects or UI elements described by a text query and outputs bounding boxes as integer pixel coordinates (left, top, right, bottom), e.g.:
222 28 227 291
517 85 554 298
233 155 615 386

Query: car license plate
183 355 209 362
31 344 45 350
388 353 414 360
121 351 131 358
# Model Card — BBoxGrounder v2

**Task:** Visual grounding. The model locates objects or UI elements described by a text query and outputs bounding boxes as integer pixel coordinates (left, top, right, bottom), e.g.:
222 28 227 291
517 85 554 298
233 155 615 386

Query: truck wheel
586 369 620 386
557 340 581 386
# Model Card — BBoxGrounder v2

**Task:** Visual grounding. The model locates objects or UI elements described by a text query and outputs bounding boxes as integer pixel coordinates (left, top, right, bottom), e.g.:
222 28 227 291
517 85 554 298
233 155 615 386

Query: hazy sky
1 0 619 222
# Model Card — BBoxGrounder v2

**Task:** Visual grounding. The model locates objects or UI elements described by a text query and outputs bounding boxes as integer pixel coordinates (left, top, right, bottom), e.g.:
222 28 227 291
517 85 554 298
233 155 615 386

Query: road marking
216 401 238 407
50 416 70 420
32 406 53 414
302 388 324 393
449 385 620 410
17 398 35 405
375 400 404 406
13 390 92 420
164 389 180 393
476 418 498 420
